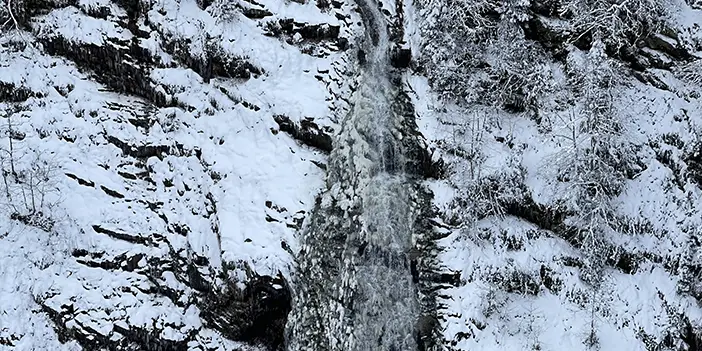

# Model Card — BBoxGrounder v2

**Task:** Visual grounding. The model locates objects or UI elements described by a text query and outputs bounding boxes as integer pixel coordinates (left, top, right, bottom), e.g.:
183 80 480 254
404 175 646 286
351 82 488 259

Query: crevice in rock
92 224 151 245
65 172 95 187
100 185 125 198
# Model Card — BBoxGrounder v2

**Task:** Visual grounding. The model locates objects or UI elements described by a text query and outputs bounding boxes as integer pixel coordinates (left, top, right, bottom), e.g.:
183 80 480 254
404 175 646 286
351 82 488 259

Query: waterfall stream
287 0 420 349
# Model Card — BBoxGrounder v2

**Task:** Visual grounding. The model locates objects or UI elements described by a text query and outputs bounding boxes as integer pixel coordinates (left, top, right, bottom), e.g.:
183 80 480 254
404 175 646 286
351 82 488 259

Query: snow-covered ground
410 73 702 350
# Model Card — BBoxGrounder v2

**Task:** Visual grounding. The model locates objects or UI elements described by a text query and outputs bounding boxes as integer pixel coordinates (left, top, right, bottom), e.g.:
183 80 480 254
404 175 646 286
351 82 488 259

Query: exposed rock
393 90 444 179
200 272 292 350
105 135 171 160
239 5 273 19
158 36 263 82
100 185 125 198
263 18 347 54
686 143 702 187
391 46 411 68
633 70 672 90
278 19 340 41
38 36 170 106
521 15 572 52
92 225 152 245
65 173 95 187
645 33 691 61
0 82 43 102
41 302 193 351
502 194 576 242
0 0 350 348
273 115 334 152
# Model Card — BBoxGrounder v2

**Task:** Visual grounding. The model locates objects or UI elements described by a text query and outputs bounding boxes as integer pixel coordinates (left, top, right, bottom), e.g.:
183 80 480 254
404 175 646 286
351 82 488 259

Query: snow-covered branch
562 0 671 51
1 0 21 32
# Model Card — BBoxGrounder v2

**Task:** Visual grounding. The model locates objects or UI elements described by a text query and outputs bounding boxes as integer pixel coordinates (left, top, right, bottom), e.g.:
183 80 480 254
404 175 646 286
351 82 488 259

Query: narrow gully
286 0 422 349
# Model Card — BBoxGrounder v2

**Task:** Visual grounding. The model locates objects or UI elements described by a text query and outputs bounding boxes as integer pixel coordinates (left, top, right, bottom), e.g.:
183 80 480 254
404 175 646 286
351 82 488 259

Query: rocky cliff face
1 0 702 350
0 0 355 349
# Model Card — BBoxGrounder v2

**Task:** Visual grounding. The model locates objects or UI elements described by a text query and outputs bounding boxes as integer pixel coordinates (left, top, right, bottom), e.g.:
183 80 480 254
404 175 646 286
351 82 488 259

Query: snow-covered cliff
1 0 702 350
0 0 354 349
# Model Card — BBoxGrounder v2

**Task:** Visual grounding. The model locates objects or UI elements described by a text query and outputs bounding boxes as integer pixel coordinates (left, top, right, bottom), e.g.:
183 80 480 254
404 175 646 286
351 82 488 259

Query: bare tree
557 40 628 237
419 0 496 37
0 105 60 231
549 41 633 347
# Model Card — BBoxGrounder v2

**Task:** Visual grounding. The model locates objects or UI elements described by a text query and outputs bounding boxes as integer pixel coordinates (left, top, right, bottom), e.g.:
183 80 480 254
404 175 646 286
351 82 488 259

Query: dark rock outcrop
41 301 193 351
273 115 334 152
393 89 444 180
157 36 263 83
1 0 380 349
105 135 171 160
200 272 292 351
0 82 43 102
38 35 170 106
686 143 702 187
391 46 411 68
278 19 341 41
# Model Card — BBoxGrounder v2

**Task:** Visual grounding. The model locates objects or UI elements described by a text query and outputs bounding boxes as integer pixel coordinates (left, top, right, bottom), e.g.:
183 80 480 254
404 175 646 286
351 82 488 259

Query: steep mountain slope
1 0 702 350
0 0 354 349
408 0 702 349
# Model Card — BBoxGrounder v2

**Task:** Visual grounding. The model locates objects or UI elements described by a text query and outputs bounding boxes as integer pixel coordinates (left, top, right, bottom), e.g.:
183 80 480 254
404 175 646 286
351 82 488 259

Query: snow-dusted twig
1 0 20 32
